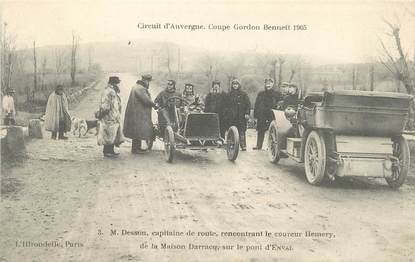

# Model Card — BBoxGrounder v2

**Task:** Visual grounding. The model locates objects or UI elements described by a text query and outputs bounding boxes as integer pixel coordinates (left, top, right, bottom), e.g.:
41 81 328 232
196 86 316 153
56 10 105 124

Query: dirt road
1 73 415 262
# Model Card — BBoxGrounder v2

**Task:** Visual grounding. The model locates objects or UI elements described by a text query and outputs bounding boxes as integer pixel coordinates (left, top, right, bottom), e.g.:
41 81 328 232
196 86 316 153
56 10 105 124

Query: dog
71 117 99 137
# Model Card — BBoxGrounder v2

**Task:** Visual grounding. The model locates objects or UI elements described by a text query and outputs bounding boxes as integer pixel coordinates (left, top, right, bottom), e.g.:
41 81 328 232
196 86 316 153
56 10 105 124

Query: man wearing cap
253 78 282 150
44 85 72 139
226 79 251 151
2 88 16 125
154 79 182 135
97 76 124 157
205 80 227 137
123 74 157 154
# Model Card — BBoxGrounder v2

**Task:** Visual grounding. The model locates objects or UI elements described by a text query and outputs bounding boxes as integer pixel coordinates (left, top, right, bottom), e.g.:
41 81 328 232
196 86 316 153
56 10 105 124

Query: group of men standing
39 74 282 157
95 75 283 157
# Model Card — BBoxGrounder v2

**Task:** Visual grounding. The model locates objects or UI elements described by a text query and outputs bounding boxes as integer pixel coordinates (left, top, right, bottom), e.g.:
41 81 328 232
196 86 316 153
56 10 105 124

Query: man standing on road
204 80 227 138
2 88 16 125
44 85 72 140
226 79 251 151
123 74 157 154
97 76 124 157
154 79 182 135
253 78 282 150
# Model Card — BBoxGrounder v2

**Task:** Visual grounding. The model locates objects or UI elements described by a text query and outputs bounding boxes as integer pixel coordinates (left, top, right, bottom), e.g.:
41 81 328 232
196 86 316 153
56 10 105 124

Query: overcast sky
2 0 414 63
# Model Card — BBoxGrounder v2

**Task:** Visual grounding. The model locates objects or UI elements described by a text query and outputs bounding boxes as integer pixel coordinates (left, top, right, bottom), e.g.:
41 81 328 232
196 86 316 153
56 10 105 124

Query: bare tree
197 53 221 90
379 19 415 129
54 48 65 74
70 32 80 86
379 20 413 95
87 46 94 71
369 64 375 91
221 55 245 91
32 41 37 103
1 22 17 94
277 56 285 89
352 66 358 90
164 44 172 78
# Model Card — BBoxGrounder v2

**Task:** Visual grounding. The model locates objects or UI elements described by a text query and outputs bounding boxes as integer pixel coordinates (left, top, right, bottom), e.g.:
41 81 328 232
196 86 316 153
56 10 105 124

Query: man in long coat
154 79 182 135
97 76 124 157
44 85 71 139
253 78 282 150
2 88 16 125
123 74 156 154
204 80 227 138
225 79 251 151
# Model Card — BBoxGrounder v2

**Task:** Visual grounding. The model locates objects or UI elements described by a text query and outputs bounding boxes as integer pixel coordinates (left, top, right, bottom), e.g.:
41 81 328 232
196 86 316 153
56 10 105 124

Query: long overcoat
97 85 124 146
225 89 251 132
44 92 71 132
254 89 282 131
123 82 155 140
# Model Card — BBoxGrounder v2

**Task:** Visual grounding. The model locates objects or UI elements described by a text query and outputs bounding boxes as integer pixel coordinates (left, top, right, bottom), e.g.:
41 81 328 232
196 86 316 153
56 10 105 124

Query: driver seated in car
277 82 301 111
154 79 183 134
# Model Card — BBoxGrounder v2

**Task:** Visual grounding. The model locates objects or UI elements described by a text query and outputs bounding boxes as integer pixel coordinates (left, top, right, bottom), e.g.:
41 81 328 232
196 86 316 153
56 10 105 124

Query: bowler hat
185 83 194 87
108 76 121 84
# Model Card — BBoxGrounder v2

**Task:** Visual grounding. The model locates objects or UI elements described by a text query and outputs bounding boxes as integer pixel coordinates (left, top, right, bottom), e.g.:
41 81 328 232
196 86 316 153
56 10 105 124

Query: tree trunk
369 64 375 91
33 41 37 103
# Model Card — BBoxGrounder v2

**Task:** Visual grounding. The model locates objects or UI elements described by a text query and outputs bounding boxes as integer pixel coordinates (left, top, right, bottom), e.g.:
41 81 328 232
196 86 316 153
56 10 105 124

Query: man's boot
132 139 144 154
253 131 265 150
51 131 57 140
109 144 119 155
240 132 247 151
58 122 68 140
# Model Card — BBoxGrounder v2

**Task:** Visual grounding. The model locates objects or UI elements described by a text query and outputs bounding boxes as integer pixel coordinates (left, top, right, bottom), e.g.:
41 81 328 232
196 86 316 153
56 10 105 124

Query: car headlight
288 86 298 95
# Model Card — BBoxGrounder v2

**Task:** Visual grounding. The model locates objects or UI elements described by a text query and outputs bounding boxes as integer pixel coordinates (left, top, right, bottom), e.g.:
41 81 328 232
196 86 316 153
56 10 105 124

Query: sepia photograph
1 0 415 261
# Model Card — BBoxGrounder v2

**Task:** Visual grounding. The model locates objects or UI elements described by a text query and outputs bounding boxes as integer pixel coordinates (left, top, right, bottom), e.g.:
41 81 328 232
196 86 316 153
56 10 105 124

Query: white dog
71 117 88 137
71 117 100 137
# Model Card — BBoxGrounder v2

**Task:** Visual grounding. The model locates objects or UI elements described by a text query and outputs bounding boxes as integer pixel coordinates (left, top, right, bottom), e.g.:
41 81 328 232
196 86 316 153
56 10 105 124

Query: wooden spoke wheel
304 131 327 185
164 125 175 163
267 121 280 164
386 136 410 189
226 126 240 161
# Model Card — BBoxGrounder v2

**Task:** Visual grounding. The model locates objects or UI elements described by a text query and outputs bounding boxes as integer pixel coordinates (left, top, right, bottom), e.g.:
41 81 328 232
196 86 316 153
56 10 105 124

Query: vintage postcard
1 0 415 261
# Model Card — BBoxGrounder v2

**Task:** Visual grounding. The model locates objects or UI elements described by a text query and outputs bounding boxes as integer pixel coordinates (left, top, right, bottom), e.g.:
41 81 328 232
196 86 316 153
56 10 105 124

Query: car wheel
386 136 410 189
304 130 326 185
164 125 175 163
226 126 239 161
268 121 280 164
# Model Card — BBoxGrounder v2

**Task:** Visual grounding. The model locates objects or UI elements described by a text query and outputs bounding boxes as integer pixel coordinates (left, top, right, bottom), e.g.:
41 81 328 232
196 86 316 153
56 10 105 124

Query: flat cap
141 74 152 81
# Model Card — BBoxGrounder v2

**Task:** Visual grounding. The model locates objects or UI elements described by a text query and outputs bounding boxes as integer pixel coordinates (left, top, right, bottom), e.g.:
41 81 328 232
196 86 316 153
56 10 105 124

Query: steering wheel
166 96 190 106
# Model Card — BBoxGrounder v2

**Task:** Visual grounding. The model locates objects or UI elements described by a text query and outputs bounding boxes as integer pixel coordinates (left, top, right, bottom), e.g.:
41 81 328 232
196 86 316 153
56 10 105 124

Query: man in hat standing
123 74 157 154
2 88 16 125
253 78 282 150
154 79 182 135
205 80 227 137
226 79 251 151
44 85 72 139
97 76 124 157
